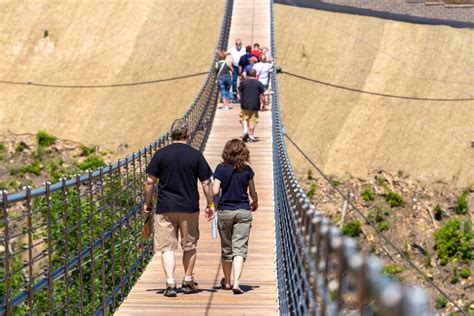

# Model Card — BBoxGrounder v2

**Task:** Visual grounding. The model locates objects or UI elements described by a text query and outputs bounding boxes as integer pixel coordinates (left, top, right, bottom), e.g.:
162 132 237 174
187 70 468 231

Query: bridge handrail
269 1 431 315
0 1 233 314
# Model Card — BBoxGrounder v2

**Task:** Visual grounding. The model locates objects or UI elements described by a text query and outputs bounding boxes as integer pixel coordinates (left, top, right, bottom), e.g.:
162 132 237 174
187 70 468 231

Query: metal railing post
2 190 11 316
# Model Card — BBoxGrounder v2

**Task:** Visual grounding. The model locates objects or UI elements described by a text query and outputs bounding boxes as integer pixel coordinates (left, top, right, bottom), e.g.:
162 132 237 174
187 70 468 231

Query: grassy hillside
0 0 224 153
275 4 474 187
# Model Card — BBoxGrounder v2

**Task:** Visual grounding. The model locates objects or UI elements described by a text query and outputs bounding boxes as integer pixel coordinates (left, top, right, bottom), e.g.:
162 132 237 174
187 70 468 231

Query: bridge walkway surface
115 0 278 315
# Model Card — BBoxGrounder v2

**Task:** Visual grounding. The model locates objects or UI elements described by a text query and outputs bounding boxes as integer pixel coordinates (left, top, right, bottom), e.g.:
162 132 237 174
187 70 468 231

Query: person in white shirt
227 39 246 101
251 55 273 110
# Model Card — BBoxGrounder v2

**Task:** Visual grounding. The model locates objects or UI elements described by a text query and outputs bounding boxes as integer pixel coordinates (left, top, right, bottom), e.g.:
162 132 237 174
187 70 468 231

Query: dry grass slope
275 4 474 187
0 0 224 153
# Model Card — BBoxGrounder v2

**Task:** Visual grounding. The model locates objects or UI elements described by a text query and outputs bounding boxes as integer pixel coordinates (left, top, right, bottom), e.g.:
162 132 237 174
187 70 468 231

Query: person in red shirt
251 43 262 60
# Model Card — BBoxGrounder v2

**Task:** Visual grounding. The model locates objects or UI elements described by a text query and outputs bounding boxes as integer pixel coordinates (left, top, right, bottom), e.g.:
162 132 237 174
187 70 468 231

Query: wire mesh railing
269 1 431 315
0 1 233 314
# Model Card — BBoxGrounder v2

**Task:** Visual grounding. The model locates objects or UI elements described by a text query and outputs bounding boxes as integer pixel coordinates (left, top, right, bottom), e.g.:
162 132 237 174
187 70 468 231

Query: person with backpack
212 139 258 294
216 51 233 110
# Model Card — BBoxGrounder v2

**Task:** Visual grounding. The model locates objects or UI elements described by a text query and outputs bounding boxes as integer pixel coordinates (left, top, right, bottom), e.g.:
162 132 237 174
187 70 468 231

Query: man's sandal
232 287 244 295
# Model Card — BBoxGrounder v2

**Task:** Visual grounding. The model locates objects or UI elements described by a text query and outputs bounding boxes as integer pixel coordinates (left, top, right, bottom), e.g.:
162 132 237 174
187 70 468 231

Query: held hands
205 203 215 221
143 203 153 214
251 201 258 212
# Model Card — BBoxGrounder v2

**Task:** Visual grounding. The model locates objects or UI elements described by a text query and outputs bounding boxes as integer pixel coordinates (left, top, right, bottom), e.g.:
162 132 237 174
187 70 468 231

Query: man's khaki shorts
154 212 199 252
239 109 259 125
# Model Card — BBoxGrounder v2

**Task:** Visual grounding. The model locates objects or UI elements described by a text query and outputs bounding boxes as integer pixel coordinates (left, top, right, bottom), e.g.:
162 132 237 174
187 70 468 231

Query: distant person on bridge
144 119 215 297
238 45 257 80
251 43 262 60
238 68 266 143
212 139 258 294
216 51 233 110
242 56 258 79
227 39 246 102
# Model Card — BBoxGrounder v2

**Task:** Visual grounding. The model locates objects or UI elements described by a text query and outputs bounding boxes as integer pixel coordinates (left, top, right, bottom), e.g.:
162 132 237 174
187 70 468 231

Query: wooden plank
116 0 277 314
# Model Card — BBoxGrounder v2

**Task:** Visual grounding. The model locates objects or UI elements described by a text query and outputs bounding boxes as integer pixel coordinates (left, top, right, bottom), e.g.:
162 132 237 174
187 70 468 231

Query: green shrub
368 207 385 223
329 175 340 187
450 274 459 284
307 183 317 199
361 188 375 202
459 268 471 279
454 191 468 215
80 144 96 157
19 162 42 176
383 264 404 281
76 155 106 171
435 297 447 310
15 141 29 152
36 130 57 147
385 191 405 207
434 204 443 221
376 221 389 232
45 159 73 182
33 146 45 161
434 218 472 265
0 143 6 152
341 220 362 237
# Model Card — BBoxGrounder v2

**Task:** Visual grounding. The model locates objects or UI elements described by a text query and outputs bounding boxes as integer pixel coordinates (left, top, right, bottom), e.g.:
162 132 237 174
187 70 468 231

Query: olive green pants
217 209 253 262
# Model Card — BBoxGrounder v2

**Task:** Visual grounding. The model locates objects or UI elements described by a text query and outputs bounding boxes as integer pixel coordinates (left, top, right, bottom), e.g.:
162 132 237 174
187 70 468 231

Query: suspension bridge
1 0 432 315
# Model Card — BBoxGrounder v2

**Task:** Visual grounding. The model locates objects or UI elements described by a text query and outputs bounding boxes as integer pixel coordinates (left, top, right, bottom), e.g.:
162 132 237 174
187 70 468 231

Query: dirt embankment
0 0 224 154
275 4 474 187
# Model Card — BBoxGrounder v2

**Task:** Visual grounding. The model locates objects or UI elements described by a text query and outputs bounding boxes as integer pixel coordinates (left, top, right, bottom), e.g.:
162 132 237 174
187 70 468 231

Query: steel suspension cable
282 71 474 102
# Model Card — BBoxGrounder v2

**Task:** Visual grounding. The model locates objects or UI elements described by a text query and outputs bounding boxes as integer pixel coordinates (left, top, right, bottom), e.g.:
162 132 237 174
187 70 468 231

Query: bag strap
216 60 226 77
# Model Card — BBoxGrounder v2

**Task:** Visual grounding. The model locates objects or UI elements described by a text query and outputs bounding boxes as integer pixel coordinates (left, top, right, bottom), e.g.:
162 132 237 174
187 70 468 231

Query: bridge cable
282 71 474 102
0 72 207 89
284 132 467 315
279 0 474 99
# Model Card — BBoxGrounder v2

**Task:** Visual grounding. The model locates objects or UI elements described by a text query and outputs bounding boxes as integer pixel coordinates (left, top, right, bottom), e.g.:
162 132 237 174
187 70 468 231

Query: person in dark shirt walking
238 45 257 77
144 119 215 297
238 68 266 142
212 139 258 294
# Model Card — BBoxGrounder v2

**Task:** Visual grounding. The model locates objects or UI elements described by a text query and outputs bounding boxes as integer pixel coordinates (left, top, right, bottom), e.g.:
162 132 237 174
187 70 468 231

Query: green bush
434 218 472 265
376 221 389 232
19 162 42 176
459 267 471 279
383 264 404 281
45 158 74 182
80 144 96 157
450 274 459 284
385 191 405 207
307 183 317 199
368 207 385 223
0 142 6 161
76 155 106 171
36 130 57 147
454 191 468 215
434 204 443 221
329 175 340 187
361 188 375 202
15 141 29 152
341 220 362 237
435 297 447 310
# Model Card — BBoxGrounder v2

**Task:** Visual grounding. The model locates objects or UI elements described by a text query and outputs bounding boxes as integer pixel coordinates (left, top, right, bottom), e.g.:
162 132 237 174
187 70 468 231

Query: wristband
207 203 215 208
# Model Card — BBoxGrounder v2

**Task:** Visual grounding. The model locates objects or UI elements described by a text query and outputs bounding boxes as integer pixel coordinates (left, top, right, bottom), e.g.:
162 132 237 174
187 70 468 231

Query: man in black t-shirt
238 69 266 142
144 119 214 297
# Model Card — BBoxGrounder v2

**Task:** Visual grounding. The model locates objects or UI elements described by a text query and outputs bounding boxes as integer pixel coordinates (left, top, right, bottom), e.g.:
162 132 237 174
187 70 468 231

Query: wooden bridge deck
115 0 277 315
